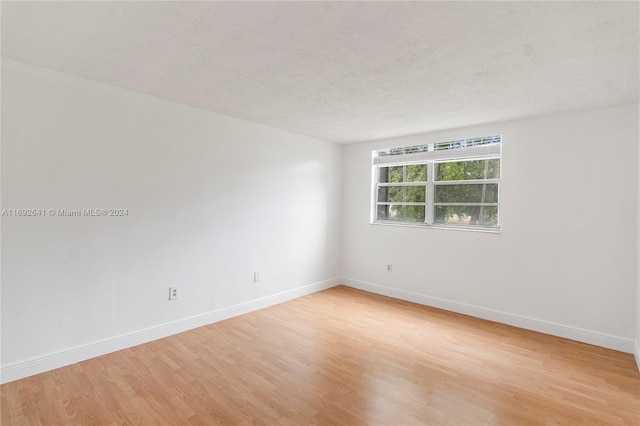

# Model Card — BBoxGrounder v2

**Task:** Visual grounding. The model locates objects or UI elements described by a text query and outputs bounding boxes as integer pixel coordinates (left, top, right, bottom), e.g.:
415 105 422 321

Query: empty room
1 1 639 425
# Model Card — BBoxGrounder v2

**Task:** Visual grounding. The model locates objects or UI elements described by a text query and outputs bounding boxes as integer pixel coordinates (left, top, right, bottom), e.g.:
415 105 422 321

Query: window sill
370 220 501 234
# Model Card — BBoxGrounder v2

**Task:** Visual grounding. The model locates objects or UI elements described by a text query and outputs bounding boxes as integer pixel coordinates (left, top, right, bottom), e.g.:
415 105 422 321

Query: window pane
434 206 499 227
379 185 426 203
377 186 388 203
385 186 404 202
378 167 390 184
377 204 425 223
406 206 425 223
434 184 498 203
385 204 405 221
378 205 401 220
407 186 427 203
406 164 427 182
377 204 389 220
378 166 404 184
378 204 415 221
435 159 500 181
388 166 404 183
406 185 426 203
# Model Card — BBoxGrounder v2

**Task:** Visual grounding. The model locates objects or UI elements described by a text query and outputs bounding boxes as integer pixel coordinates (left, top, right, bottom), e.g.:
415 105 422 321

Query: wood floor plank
2 286 639 425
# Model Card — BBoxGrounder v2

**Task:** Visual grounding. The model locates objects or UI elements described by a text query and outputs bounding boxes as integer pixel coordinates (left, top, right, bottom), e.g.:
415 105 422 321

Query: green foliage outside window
377 164 427 223
377 159 499 227
434 159 499 226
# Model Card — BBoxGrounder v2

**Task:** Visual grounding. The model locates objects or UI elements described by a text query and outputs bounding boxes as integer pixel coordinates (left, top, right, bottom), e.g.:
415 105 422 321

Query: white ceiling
2 1 638 143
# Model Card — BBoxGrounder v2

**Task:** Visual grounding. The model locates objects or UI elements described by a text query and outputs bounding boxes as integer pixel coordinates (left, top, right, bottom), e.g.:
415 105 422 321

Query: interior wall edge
0 277 341 385
341 277 636 355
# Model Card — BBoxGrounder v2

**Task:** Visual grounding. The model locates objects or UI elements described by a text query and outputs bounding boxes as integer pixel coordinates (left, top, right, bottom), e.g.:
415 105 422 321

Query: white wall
342 104 639 352
637 104 640 368
1 59 342 379
2 57 638 381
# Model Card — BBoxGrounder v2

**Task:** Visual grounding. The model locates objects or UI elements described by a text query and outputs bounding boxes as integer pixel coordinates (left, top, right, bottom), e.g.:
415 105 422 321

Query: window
372 135 501 231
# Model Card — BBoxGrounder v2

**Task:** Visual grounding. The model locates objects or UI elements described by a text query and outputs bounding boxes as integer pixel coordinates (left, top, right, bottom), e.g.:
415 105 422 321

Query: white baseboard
341 277 636 354
3 277 635 384
0 278 340 384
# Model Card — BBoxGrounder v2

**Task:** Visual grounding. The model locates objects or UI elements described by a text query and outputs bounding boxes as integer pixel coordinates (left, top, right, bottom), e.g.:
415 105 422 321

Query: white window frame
371 135 502 232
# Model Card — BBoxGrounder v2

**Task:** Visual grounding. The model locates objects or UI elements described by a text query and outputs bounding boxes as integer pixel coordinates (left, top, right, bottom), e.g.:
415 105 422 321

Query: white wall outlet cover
169 286 180 300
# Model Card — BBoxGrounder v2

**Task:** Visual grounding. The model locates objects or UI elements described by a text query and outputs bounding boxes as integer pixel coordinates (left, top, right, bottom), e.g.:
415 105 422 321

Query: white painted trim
635 340 640 372
0 278 340 384
341 277 636 354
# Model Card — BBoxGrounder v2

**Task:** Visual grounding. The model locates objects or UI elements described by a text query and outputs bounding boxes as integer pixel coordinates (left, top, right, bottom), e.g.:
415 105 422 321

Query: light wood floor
2 286 639 425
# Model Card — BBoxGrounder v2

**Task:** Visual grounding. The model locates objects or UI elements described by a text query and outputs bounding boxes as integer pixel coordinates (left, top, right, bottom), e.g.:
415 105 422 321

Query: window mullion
426 162 434 225
378 182 427 187
432 179 500 185
372 163 381 223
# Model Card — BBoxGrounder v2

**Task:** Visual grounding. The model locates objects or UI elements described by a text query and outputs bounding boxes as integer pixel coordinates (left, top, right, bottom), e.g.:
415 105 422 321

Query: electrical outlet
253 272 260 283
169 286 180 300
386 264 393 272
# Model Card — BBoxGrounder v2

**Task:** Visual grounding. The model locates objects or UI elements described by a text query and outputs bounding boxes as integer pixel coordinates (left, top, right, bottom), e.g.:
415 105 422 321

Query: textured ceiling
2 1 638 143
